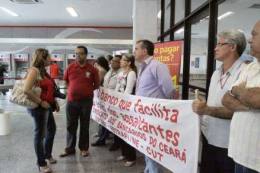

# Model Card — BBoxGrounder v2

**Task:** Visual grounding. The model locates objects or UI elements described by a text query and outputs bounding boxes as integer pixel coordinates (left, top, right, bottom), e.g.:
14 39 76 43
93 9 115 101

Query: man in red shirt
50 61 60 79
60 45 100 157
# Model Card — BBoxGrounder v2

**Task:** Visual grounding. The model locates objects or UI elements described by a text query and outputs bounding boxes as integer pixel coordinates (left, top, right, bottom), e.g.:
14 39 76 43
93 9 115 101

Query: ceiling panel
0 0 133 26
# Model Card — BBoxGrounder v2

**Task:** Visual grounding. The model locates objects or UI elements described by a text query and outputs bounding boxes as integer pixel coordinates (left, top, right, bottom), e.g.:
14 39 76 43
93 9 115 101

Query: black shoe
109 144 120 151
91 140 106 147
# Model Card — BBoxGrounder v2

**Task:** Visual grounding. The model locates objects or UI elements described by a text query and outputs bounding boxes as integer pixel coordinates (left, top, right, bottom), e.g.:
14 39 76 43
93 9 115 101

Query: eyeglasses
216 42 232 47
111 59 120 63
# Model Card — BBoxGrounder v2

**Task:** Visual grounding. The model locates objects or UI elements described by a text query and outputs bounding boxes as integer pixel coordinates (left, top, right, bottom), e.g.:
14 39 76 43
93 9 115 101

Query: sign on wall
91 88 200 173
51 54 64 61
154 41 183 97
190 55 207 74
13 54 29 61
0 54 10 62
67 54 76 59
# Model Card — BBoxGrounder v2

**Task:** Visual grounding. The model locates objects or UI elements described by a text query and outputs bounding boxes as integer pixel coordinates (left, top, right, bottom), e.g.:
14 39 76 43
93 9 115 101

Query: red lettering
170 109 179 123
146 146 163 161
118 99 132 111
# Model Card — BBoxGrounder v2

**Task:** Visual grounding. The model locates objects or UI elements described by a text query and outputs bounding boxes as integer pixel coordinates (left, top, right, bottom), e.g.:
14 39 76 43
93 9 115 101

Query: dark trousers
121 140 136 161
200 135 235 173
97 126 109 143
29 107 56 166
44 110 56 159
115 135 121 146
235 163 259 173
65 98 93 152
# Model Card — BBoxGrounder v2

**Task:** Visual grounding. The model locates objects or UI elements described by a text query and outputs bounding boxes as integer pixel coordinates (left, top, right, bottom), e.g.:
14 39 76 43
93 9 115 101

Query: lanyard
219 72 231 89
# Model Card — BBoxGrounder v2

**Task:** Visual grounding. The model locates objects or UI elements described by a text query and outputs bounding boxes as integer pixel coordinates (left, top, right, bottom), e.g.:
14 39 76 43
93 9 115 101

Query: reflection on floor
0 93 171 173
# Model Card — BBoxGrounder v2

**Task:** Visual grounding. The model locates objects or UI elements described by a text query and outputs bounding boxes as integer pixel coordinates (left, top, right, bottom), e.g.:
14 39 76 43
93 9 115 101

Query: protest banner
91 88 200 173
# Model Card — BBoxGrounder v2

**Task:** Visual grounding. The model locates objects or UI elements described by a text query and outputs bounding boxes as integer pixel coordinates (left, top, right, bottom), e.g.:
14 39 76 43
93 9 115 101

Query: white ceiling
0 0 133 26
0 0 259 54
0 0 134 54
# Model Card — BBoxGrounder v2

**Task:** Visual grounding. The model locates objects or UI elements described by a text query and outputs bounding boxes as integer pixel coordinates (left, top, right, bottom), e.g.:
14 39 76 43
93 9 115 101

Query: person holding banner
115 53 137 167
192 29 247 173
222 21 260 173
92 55 121 147
134 40 174 173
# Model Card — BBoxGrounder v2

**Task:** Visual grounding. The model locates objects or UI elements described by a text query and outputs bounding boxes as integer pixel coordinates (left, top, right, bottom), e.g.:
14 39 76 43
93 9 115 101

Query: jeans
44 109 56 159
235 163 259 173
29 107 48 166
65 98 93 152
144 156 163 173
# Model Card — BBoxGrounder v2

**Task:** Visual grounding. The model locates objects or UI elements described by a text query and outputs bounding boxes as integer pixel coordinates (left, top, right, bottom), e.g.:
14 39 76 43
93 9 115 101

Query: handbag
53 83 66 99
45 72 66 99
9 80 41 109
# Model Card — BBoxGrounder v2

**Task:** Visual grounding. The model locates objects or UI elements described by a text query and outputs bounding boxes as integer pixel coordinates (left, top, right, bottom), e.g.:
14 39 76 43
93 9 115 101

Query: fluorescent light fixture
218 11 234 20
66 7 78 17
200 16 209 22
176 28 184 34
157 10 161 19
238 29 244 33
0 7 19 17
0 38 133 45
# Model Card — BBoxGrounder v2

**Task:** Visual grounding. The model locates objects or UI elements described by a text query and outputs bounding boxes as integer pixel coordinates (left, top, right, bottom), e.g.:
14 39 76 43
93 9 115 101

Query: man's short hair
218 29 246 56
136 39 154 56
114 55 122 60
77 45 88 55
106 55 113 61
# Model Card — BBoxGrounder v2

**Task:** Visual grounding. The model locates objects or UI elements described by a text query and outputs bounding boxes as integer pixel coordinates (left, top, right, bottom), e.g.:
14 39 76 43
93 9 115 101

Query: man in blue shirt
134 39 175 173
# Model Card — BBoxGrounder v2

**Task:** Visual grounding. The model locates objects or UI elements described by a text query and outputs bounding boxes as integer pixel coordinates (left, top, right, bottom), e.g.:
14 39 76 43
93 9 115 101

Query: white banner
91 88 200 173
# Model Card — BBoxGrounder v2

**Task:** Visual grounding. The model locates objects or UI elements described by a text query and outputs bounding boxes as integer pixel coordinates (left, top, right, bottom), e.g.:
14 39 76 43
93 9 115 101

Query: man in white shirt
222 20 260 173
91 55 121 147
192 29 247 173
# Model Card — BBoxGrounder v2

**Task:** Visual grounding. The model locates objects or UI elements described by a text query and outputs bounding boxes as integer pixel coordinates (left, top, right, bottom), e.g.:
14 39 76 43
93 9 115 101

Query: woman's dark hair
31 48 49 78
96 56 109 71
122 53 137 74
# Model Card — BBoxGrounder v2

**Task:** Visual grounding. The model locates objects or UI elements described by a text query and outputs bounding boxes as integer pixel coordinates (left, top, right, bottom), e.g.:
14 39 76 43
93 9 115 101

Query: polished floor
0 92 171 173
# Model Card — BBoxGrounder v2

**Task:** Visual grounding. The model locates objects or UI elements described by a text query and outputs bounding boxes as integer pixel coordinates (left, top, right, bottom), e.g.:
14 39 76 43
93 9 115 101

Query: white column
133 0 160 44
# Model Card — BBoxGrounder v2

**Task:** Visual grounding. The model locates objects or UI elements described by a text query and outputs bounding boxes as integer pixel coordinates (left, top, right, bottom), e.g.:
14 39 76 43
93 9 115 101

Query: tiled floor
0 92 171 173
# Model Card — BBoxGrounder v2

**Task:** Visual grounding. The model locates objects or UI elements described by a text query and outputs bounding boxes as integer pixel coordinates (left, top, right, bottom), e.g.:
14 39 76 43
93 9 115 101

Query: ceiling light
218 11 234 20
238 29 244 33
66 7 78 17
157 10 161 19
200 16 209 22
176 28 184 34
0 7 19 17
